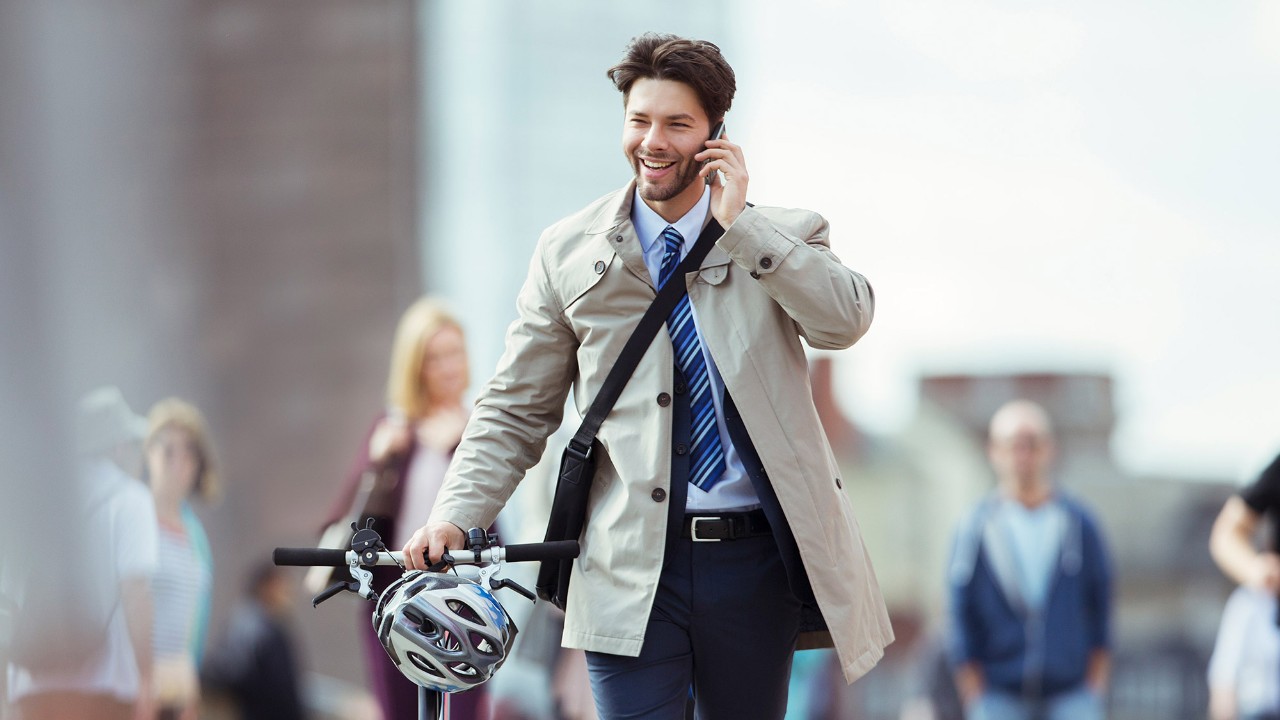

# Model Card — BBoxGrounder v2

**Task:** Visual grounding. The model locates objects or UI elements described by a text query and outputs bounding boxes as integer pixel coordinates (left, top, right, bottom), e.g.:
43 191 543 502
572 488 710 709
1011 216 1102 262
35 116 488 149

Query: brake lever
489 577 536 603
313 580 355 607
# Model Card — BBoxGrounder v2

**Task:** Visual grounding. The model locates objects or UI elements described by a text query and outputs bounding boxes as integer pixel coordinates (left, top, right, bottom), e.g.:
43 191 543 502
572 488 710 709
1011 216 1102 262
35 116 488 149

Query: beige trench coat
427 183 894 684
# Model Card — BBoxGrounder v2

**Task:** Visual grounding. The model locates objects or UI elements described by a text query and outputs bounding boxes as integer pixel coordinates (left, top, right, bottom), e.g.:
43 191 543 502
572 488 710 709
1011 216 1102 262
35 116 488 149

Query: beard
634 154 701 202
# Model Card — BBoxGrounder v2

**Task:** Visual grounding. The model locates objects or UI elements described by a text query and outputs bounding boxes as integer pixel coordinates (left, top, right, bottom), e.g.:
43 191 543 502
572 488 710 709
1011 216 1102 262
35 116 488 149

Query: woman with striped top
144 398 218 720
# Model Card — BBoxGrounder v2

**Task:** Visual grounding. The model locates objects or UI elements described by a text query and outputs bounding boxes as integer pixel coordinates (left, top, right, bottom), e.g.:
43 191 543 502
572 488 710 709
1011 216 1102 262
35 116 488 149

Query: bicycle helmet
373 570 518 693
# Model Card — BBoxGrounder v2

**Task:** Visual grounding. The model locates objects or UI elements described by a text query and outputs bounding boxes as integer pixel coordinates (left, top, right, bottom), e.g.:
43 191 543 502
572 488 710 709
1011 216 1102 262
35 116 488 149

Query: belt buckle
690 517 722 542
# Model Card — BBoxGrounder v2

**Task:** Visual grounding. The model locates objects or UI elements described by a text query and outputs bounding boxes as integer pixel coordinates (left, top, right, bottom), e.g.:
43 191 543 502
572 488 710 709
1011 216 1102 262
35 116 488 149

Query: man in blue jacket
947 399 1112 720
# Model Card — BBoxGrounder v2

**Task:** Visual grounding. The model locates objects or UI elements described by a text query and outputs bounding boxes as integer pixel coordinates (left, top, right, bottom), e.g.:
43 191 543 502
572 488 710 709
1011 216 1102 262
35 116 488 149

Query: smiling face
622 77 714 221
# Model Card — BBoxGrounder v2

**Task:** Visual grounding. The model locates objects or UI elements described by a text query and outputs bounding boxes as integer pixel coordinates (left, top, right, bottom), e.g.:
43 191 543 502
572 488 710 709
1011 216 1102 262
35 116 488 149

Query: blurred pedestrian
202 561 307 720
946 400 1112 720
4 386 160 720
143 398 218 720
401 31 890 720
1208 451 1280 720
321 296 486 720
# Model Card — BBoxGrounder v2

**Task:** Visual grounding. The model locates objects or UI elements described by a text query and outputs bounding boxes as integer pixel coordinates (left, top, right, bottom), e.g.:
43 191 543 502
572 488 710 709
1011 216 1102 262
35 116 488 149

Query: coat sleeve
427 233 579 532
716 206 874 350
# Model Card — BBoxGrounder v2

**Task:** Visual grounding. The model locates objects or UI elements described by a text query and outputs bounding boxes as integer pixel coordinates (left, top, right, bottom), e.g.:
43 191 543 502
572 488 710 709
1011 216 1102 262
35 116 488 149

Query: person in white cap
4 386 161 720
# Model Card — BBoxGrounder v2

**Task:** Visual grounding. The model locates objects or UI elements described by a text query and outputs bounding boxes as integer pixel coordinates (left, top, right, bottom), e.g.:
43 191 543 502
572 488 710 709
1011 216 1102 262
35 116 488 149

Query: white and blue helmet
373 570 517 693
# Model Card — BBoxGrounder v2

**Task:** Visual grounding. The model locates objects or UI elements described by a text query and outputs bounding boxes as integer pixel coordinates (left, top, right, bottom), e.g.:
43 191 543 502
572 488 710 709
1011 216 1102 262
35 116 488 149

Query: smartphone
703 121 726 185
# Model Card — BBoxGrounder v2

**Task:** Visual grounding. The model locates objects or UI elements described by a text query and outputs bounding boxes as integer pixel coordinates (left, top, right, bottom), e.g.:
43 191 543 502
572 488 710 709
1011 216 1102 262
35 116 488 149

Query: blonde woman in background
144 398 218 720
321 297 483 719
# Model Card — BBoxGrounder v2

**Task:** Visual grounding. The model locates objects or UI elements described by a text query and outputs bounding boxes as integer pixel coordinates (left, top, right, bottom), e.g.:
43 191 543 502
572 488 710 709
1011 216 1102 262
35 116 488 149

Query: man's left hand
698 132 748 227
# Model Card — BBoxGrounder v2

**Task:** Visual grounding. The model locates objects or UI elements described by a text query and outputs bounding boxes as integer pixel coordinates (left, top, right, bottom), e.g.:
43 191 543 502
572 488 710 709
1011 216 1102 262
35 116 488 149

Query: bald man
946 400 1112 720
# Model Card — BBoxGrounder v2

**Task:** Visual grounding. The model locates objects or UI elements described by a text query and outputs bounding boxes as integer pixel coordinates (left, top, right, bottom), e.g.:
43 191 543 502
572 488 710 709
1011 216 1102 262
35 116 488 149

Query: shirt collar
632 185 711 254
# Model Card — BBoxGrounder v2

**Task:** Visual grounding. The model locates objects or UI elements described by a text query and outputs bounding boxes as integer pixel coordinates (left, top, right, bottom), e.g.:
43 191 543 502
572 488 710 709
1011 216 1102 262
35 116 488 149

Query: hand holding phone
702 119 748 227
703 121 726 186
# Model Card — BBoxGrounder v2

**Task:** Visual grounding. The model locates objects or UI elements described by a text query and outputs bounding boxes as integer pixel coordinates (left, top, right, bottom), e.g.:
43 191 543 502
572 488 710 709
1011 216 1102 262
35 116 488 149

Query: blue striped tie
658 226 726 491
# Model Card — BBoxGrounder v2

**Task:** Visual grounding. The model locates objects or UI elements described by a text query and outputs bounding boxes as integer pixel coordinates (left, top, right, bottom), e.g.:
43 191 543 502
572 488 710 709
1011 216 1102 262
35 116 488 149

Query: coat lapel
586 181 656 292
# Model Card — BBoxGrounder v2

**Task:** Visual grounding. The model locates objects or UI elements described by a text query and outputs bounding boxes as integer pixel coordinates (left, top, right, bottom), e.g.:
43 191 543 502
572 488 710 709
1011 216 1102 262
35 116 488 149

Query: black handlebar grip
503 540 580 563
273 547 348 567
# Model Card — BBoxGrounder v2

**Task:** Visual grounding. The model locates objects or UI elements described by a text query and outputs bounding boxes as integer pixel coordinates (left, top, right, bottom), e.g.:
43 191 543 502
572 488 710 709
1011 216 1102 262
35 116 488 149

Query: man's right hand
401 521 466 571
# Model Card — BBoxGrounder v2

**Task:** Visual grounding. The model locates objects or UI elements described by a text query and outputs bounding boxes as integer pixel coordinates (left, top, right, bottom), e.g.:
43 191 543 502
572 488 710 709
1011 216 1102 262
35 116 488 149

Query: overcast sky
732 0 1280 480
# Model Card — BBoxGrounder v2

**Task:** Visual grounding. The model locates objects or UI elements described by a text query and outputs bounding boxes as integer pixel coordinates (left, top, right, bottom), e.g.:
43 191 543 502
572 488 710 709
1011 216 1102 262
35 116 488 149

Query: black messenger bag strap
536 218 725 608
569 217 724 457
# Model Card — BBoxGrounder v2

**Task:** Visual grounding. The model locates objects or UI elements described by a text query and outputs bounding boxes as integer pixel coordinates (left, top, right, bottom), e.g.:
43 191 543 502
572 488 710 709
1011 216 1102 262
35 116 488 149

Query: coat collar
585 181 731 291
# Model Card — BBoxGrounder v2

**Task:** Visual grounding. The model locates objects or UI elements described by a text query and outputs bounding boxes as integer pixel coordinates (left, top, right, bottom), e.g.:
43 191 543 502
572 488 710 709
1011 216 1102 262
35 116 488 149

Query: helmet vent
471 632 496 655
406 578 430 599
408 651 445 677
434 629 462 653
404 608 440 638
449 662 480 679
446 598 484 624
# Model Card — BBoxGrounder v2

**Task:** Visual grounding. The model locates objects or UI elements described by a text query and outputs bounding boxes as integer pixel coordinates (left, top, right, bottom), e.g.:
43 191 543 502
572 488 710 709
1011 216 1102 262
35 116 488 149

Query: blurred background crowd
2 1 1279 719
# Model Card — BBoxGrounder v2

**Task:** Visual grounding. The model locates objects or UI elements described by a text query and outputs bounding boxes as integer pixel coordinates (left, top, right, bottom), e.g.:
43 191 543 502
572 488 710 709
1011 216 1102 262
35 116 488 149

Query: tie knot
657 227 685 288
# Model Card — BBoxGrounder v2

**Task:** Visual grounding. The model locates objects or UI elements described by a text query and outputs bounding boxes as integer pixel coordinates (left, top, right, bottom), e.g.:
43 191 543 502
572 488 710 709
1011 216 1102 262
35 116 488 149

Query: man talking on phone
402 33 892 718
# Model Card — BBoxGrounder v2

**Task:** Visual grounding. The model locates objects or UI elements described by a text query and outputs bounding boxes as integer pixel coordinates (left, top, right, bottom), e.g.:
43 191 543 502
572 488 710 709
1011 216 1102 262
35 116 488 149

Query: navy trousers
585 531 802 719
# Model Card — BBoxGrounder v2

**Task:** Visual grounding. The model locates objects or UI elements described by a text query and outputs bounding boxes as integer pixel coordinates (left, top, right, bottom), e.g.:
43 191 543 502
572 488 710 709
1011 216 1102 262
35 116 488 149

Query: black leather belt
680 508 771 542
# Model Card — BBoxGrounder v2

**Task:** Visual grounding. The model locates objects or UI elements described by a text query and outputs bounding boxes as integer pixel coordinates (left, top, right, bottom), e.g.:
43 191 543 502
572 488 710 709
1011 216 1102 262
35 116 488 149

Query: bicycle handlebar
273 540 580 568
499 540 579 563
272 547 354 567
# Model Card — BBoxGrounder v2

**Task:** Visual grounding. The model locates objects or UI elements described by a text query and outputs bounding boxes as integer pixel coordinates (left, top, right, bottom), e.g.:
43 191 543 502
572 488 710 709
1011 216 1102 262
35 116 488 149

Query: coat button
675 443 688 456
759 256 773 269
651 488 667 502
614 234 624 243
675 381 687 395
835 477 843 489
656 393 671 407
594 260 606 274
750 271 760 280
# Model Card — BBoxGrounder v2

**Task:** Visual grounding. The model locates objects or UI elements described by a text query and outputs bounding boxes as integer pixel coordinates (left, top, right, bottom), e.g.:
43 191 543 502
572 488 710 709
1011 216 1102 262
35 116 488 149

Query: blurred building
3 0 419 715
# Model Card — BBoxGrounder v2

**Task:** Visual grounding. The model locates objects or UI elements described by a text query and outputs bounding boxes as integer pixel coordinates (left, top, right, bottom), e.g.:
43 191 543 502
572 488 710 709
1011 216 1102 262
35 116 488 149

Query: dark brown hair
607 33 736 125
